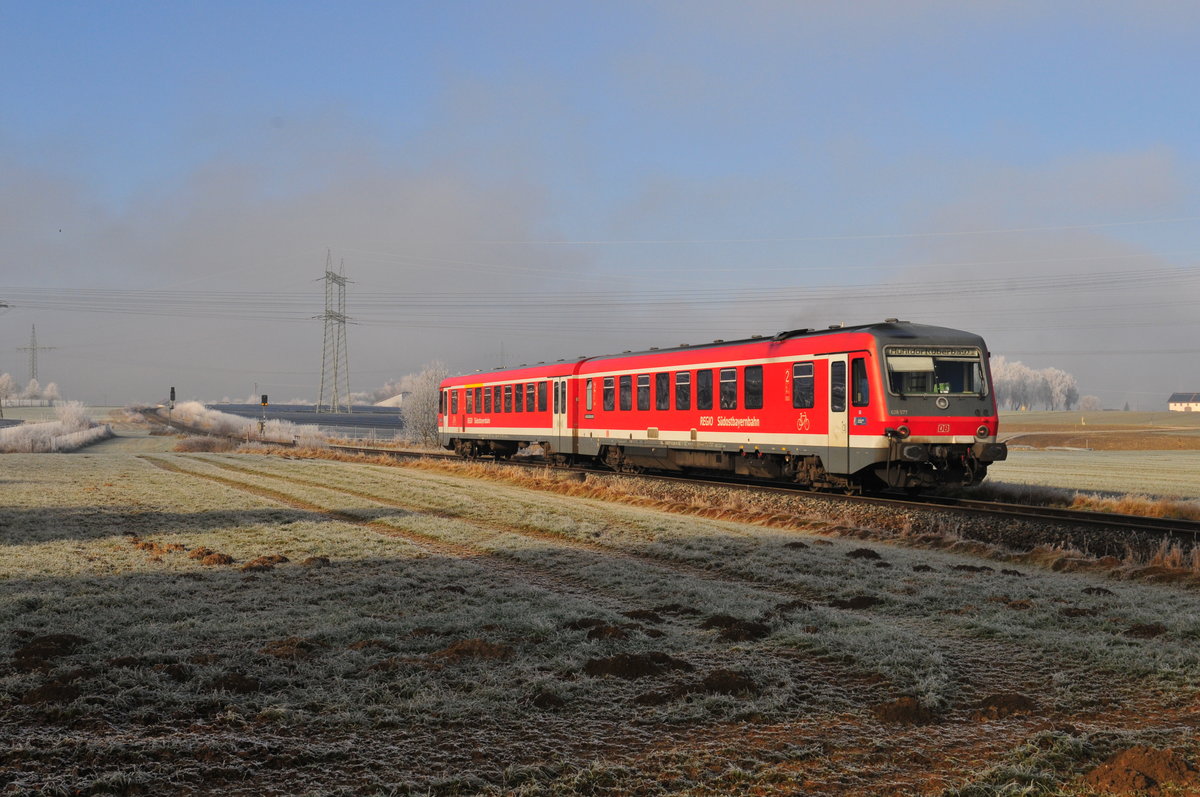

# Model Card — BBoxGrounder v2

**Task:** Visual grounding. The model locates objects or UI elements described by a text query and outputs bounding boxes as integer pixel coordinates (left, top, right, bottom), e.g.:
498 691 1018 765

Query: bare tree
43 382 61 405
0 373 11 417
397 361 448 447
22 378 40 401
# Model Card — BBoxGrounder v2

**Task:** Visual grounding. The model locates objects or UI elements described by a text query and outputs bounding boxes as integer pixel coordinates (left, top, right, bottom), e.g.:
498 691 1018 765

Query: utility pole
316 251 352 413
17 324 55 382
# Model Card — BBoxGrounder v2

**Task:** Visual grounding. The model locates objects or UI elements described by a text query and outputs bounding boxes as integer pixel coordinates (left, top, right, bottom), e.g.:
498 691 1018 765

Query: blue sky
1 1 1198 405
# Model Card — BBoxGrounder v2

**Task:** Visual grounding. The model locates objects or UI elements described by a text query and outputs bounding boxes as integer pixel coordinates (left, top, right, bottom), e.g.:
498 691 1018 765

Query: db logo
937 423 951 434
796 414 811 432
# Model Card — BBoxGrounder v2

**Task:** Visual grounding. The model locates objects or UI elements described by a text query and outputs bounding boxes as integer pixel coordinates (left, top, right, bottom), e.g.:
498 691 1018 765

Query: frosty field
988 450 1200 501
2 451 1199 795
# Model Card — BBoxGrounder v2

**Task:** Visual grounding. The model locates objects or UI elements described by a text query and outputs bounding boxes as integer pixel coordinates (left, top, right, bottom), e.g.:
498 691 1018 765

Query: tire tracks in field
175 455 1065 707
140 453 904 713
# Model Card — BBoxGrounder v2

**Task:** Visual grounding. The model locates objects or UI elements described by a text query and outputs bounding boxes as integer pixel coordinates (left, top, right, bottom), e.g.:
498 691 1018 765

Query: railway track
142 408 1200 556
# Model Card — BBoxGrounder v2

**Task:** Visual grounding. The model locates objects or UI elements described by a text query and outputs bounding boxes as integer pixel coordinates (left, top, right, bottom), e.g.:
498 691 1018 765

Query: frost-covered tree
43 382 61 404
1079 395 1103 411
0 372 12 417
990 357 1080 410
22 378 40 401
397 361 448 446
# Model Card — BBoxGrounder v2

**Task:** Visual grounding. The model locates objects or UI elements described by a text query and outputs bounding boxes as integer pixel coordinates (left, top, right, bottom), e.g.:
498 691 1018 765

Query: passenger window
493 386 502 412
637 375 650 410
526 383 536 412
852 358 870 407
831 362 846 412
515 382 523 412
484 387 492 414
744 365 763 410
451 390 459 414
475 387 482 412
504 385 512 413
655 373 670 410
538 381 547 412
675 372 691 411
603 377 615 411
793 363 814 409
719 368 738 410
586 379 593 411
619 375 632 411
697 369 713 410
466 389 474 414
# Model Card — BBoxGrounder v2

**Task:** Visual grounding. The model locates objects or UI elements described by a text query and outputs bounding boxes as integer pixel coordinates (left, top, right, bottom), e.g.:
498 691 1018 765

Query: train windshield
885 346 988 396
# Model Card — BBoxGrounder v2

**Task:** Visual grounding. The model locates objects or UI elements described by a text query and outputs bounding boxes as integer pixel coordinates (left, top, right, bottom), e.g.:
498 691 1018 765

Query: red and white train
437 320 1007 491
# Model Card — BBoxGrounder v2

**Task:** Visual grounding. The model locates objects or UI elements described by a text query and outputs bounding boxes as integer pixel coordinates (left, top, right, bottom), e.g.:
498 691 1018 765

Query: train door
552 378 572 455
827 356 849 474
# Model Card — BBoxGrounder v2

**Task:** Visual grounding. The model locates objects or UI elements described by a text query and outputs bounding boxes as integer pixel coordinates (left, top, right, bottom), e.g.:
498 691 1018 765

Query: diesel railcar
437 320 1007 491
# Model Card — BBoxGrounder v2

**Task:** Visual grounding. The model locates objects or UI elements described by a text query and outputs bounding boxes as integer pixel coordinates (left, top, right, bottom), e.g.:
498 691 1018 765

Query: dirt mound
260 637 327 660
564 617 607 631
622 609 664 623
1083 586 1114 596
300 556 331 568
201 552 235 566
586 624 629 641
240 554 290 572
1001 568 1025 577
1081 745 1198 795
829 595 883 610
872 696 937 724
971 692 1037 720
951 564 994 574
700 615 772 641
912 564 935 572
784 540 808 549
583 652 693 679
188 546 215 560
21 681 82 705
1124 623 1168 639
652 603 700 616
206 672 260 694
12 634 88 672
846 547 882 560
531 690 566 709
431 639 513 662
701 668 758 695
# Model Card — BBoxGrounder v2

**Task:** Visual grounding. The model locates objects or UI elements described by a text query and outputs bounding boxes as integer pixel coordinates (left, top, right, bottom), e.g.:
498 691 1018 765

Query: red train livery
437 320 1008 491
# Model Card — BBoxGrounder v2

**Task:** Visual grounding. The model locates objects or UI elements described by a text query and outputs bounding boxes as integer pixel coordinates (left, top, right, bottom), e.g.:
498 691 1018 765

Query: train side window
466 389 474 414
484 387 492 414
603 377 615 411
619 375 633 411
719 368 738 410
793 362 814 408
515 383 524 412
655 373 670 410
538 381 547 413
852 358 870 407
504 385 512 413
697 369 713 410
450 390 459 414
831 362 846 412
475 387 482 412
526 383 536 413
744 365 763 409
637 375 650 410
493 386 502 412
675 372 691 410
586 379 593 412
439 390 445 413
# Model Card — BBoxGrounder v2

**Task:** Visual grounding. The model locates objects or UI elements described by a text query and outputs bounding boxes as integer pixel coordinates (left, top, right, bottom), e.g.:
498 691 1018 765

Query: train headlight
976 425 990 439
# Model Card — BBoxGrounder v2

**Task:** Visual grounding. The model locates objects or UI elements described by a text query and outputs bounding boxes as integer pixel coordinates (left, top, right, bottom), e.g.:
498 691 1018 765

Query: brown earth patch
260 637 328 660
21 681 82 705
187 546 215 560
622 609 664 623
829 595 884 610
586 624 629 641
300 556 331 567
1081 745 1199 795
912 564 935 572
700 668 758 696
971 692 1037 721
12 634 88 671
1083 586 1114 596
652 603 701 616
201 552 235 566
431 638 513 663
583 652 693 679
700 615 772 641
1123 623 1168 639
240 554 290 572
205 672 260 694
846 547 882 560
784 540 808 549
871 696 937 724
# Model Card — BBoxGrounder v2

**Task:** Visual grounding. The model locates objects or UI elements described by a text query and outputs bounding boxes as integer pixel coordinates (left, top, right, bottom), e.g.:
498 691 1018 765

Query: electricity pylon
316 251 352 413
17 324 55 382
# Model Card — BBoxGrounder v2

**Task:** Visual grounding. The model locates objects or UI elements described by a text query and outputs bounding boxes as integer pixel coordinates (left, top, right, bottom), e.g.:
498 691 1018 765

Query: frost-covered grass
155 400 325 446
3 452 1200 795
0 402 111 453
988 449 1200 500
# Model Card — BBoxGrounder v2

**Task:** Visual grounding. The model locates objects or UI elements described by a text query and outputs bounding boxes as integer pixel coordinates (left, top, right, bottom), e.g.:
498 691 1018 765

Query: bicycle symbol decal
795 414 811 432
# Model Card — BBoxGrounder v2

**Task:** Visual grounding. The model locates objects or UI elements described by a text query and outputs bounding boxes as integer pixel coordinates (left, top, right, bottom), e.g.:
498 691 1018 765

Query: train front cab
866 340 1007 490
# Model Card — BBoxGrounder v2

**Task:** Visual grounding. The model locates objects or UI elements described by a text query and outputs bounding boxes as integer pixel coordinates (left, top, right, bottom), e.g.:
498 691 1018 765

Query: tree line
989 356 1081 411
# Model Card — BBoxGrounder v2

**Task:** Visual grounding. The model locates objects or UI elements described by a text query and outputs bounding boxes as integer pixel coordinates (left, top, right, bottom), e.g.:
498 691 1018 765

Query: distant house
1168 392 1200 412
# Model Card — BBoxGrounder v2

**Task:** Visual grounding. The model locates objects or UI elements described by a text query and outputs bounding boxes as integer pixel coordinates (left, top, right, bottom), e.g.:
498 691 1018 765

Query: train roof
443 320 988 384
